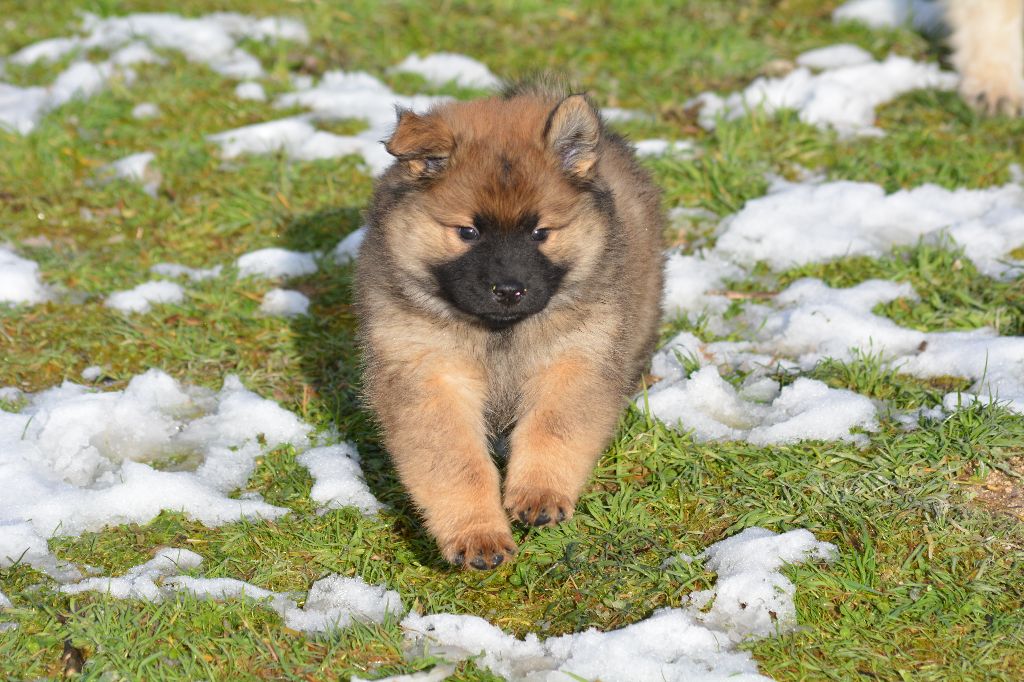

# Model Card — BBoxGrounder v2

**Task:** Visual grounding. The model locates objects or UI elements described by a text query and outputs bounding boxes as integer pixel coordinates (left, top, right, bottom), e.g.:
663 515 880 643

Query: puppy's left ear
385 108 454 177
544 94 601 178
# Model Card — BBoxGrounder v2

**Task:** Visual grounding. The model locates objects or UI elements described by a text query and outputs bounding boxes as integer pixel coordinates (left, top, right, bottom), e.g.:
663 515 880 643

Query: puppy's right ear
384 108 454 177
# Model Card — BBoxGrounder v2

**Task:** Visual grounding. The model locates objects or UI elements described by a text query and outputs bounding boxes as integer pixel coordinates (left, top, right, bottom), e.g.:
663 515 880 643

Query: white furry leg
946 0 1024 115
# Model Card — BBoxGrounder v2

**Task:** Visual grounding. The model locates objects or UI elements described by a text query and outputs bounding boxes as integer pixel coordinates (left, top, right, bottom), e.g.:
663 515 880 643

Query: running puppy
356 82 664 569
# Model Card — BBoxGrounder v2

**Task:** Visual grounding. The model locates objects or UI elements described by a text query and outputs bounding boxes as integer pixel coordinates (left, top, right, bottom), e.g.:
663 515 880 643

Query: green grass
2 1 1024 680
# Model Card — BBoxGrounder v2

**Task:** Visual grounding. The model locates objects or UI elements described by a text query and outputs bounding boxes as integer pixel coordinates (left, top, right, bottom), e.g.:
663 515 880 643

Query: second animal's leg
947 0 1024 115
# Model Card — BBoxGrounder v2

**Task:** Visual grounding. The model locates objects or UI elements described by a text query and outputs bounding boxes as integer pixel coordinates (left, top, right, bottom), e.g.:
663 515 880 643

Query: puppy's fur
947 0 1024 115
355 83 663 569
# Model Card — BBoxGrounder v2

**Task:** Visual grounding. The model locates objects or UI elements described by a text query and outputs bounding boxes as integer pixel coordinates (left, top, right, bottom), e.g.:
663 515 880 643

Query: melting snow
236 247 318 279
0 12 306 134
105 280 185 313
235 80 267 101
96 151 160 196
150 262 223 282
333 226 366 263
131 102 160 119
693 51 956 136
833 0 945 32
211 70 449 175
0 247 50 304
297 444 383 515
714 179 1024 277
260 288 310 317
402 528 836 682
392 52 500 89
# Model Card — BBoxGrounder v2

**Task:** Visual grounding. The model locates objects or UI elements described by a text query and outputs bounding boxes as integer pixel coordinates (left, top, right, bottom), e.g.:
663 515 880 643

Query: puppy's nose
491 281 526 306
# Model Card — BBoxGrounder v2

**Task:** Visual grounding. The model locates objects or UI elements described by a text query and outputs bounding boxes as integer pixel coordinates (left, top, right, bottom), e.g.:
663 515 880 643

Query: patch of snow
901 330 1024 413
713 179 1024 278
210 70 448 175
166 575 295 615
235 80 266 101
97 151 160 196
61 547 203 601
796 44 874 70
236 247 318 279
297 444 383 515
260 288 310 317
0 589 9 609
601 107 652 123
284 574 404 632
333 227 366 263
105 280 184 313
0 11 307 134
662 251 744 318
131 102 160 119
81 366 103 382
0 247 50 304
633 139 694 157
392 52 500 89
692 54 956 136
150 262 223 281
833 0 946 33
402 527 836 682
643 367 878 445
0 370 319 578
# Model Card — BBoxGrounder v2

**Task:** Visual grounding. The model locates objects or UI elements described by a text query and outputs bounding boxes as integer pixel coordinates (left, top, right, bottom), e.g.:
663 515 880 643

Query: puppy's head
373 89 613 329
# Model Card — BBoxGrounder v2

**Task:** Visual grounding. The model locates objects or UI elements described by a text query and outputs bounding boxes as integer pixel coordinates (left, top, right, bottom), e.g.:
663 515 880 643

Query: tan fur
946 0 1024 115
356 83 664 569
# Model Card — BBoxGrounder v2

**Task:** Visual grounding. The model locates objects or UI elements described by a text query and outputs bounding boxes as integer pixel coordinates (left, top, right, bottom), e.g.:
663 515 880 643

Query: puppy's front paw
960 72 1024 116
505 488 574 528
441 527 517 570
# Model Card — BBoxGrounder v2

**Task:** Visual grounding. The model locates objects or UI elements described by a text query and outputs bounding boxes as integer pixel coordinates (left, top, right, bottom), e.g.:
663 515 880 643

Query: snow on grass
392 52 500 89
61 548 204 601
105 280 185 313
211 70 448 175
296 444 383 515
795 44 873 70
234 80 266 101
633 139 695 158
0 367 385 580
131 102 160 119
714 179 1024 277
0 247 50 304
150 262 223 281
642 367 878 445
0 12 306 134
283 574 404 632
692 51 956 136
402 528 836 682
80 366 103 381
260 288 310 317
333 227 366 263
236 247 318 279
60 548 403 634
96 151 160 197
0 371 302 576
832 0 945 32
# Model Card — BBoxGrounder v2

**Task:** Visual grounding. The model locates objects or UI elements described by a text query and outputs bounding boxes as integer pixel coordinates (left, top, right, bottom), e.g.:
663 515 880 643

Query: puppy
355 82 664 569
946 0 1024 115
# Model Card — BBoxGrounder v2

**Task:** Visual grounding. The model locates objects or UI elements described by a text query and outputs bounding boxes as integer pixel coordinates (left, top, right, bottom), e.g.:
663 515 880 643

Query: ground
1 1 1023 680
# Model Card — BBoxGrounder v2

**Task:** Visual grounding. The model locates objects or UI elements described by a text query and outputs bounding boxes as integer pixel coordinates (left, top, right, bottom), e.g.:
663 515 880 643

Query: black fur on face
431 211 567 329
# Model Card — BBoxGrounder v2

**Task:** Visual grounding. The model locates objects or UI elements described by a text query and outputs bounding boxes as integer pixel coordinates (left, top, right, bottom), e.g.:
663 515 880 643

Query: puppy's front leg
504 354 624 527
369 349 514 569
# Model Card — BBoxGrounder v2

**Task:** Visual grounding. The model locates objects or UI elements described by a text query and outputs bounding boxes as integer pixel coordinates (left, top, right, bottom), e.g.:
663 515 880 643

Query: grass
2 1 1024 680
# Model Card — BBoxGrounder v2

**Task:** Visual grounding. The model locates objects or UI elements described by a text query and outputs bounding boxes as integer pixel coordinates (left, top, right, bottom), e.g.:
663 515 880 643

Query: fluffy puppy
355 83 664 569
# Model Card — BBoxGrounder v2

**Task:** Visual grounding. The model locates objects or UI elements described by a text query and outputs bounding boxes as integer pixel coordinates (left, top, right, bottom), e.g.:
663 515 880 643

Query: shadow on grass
283 203 449 570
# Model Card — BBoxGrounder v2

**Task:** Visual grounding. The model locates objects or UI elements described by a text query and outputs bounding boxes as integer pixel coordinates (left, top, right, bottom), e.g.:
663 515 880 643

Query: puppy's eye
458 226 480 242
529 228 550 242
